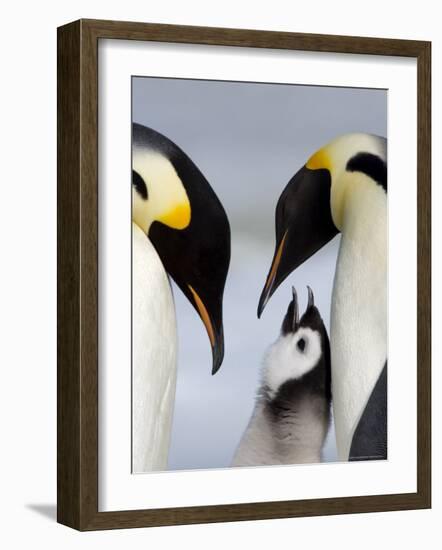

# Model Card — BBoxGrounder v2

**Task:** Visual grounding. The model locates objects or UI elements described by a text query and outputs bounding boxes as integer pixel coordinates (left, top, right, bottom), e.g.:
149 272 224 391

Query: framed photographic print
57 19 431 530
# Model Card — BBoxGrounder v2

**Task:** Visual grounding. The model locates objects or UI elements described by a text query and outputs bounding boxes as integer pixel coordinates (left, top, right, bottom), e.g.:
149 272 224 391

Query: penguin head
257 133 387 317
132 123 231 374
263 286 330 399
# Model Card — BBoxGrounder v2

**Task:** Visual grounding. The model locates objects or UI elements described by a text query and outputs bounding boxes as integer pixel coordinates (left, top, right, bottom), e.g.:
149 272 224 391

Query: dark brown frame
57 18 431 531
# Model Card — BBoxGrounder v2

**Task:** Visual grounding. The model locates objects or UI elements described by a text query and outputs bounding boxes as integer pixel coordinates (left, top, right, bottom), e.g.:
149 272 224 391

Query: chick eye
297 338 306 352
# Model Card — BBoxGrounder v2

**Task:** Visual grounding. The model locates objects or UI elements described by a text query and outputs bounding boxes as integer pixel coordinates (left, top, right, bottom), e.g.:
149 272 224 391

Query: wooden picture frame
57 18 431 531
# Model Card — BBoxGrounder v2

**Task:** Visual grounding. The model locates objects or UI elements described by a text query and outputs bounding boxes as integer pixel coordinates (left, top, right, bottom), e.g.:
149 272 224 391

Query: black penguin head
257 166 337 317
262 286 331 399
281 286 329 355
257 133 387 318
132 123 231 374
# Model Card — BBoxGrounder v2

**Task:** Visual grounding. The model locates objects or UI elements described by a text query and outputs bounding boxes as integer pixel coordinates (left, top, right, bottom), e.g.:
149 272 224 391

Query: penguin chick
232 287 331 467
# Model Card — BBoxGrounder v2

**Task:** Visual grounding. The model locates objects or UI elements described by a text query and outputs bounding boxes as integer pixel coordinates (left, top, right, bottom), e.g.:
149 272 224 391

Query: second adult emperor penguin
232 287 331 466
132 122 230 472
257 133 387 462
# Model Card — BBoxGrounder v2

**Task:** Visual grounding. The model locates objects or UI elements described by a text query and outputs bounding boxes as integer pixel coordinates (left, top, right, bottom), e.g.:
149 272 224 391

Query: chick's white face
263 327 322 399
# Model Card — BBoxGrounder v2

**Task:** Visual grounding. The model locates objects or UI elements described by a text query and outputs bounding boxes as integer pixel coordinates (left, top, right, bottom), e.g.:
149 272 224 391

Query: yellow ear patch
133 150 192 233
306 147 331 171
158 203 191 230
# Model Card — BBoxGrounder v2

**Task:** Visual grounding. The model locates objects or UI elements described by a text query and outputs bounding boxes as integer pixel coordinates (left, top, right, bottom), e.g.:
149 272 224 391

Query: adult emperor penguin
232 287 331 466
132 122 230 472
257 133 387 462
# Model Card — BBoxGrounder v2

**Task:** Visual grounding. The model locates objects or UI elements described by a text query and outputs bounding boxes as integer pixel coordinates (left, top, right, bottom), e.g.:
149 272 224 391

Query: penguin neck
338 172 387 271
331 172 387 460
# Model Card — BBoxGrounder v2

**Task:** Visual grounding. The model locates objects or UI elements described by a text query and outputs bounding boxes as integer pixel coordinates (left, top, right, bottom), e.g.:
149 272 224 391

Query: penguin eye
132 170 148 200
297 338 306 352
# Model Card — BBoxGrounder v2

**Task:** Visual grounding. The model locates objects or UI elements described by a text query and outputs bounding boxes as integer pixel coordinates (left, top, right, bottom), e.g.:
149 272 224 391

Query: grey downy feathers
232 287 331 467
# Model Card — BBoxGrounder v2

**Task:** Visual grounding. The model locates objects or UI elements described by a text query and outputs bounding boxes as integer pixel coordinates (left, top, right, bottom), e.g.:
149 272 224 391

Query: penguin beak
258 165 338 317
280 286 300 335
188 285 225 375
307 285 315 309
257 230 288 317
291 286 300 332
211 330 224 376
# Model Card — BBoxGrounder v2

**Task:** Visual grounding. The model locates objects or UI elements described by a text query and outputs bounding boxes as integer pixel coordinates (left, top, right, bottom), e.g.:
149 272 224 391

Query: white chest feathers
132 223 178 472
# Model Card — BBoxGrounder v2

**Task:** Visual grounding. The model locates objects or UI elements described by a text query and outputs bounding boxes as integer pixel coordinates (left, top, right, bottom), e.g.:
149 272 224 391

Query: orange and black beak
187 285 225 375
258 165 338 318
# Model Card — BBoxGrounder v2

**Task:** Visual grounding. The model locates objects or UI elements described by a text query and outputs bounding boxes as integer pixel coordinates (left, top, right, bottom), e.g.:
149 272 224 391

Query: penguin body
257 133 387 462
232 288 331 467
132 223 177 472
132 123 231 472
330 161 387 460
